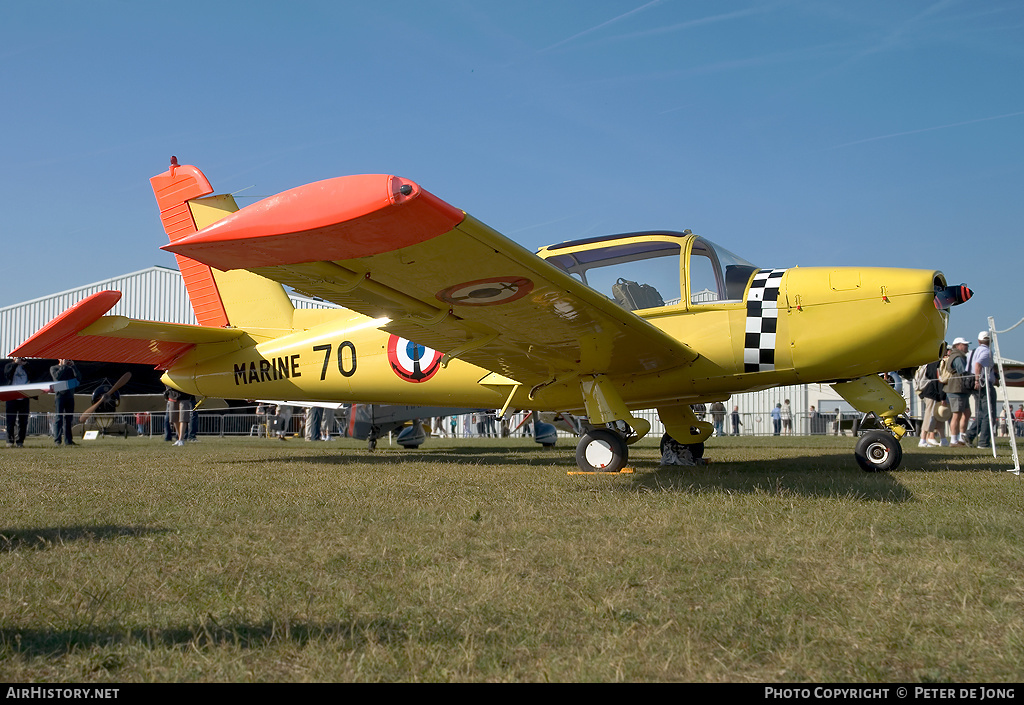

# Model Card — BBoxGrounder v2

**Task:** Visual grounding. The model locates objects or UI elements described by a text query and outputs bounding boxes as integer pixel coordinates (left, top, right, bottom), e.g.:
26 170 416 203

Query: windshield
688 237 758 305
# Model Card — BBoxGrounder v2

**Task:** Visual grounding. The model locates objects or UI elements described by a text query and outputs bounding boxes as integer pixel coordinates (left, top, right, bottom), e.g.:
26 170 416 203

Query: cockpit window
541 234 758 311
689 238 757 305
545 241 682 311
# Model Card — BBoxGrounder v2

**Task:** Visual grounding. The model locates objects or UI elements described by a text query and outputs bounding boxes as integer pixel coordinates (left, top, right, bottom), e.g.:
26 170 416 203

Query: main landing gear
572 377 718 474
575 428 630 473
659 433 705 465
572 375 653 473
573 428 712 473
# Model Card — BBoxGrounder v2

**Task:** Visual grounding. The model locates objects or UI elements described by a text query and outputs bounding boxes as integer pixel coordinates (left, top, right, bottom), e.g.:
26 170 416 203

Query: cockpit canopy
538 231 758 312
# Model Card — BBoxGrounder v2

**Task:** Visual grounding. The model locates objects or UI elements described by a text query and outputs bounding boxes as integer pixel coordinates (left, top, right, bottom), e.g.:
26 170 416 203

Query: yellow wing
163 174 697 387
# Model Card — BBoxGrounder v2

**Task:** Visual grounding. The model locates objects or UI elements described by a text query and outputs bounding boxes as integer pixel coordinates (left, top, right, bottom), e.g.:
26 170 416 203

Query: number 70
313 342 357 380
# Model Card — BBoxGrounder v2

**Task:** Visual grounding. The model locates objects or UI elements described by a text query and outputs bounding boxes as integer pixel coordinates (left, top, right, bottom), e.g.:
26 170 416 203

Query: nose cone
934 284 973 309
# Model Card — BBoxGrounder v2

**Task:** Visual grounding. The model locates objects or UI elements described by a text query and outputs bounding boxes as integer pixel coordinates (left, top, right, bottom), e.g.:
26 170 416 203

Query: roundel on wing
387 335 444 383
436 277 533 307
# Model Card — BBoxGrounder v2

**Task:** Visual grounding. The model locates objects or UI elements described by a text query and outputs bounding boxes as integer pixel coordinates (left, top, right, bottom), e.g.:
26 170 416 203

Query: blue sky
3 0 1023 358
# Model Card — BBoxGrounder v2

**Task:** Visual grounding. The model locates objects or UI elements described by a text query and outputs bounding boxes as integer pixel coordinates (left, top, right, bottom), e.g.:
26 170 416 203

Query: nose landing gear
854 430 902 472
832 376 911 472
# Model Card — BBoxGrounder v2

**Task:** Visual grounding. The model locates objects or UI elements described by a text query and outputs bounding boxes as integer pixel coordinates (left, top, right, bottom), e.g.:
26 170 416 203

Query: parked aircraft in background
0 379 77 402
11 159 972 472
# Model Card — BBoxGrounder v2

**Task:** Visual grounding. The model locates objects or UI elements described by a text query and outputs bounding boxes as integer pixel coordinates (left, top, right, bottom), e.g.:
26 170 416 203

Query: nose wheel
854 431 903 472
575 429 629 473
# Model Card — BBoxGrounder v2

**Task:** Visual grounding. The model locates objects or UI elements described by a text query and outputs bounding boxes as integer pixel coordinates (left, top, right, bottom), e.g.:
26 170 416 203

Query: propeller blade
108 372 131 394
79 372 132 423
78 400 103 424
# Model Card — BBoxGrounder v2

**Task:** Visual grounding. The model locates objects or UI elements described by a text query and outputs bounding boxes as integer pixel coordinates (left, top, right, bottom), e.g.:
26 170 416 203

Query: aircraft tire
576 429 628 473
367 437 377 451
660 433 704 462
854 431 902 472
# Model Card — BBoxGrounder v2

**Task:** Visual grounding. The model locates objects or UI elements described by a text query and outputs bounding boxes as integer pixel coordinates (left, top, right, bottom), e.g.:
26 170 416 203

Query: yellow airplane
12 159 973 473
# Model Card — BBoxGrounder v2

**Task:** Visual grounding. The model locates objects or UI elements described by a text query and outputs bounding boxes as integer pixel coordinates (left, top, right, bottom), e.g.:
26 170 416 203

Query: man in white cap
946 337 972 446
965 330 997 449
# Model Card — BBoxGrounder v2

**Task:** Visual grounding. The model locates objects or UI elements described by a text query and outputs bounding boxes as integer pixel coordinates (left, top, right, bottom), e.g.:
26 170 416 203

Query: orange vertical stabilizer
150 159 229 327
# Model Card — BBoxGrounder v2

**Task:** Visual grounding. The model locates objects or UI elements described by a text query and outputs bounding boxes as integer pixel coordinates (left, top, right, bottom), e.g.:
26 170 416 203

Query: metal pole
989 316 1020 474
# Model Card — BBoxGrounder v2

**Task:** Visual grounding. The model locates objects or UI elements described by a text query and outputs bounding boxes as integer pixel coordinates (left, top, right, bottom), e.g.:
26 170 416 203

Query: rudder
150 159 295 337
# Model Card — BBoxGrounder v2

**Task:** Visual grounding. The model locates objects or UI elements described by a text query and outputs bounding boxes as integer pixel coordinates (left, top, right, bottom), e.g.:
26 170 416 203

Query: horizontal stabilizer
11 290 246 368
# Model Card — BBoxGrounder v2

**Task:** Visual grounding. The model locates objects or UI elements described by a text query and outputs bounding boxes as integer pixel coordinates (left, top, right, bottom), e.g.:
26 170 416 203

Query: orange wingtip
10 291 122 357
161 174 465 271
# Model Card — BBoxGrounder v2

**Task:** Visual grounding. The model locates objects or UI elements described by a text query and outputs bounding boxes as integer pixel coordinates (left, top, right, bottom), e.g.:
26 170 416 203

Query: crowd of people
915 331 1006 449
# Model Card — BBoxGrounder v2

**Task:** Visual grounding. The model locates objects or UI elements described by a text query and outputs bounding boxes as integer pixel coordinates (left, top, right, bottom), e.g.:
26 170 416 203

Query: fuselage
163 232 949 414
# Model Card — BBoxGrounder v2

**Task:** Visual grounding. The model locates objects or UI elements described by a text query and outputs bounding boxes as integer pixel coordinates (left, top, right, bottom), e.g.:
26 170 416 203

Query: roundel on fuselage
387 335 444 383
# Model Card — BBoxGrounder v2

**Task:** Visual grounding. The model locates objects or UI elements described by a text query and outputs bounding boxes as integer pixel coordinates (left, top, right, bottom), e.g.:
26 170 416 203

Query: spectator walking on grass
4 358 32 448
164 385 190 447
917 356 947 448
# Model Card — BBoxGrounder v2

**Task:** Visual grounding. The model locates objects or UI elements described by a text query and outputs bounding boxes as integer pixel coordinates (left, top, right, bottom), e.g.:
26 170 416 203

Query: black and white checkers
744 268 787 373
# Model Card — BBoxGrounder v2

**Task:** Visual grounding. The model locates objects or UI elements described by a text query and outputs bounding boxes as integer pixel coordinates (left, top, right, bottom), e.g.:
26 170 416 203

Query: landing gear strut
573 375 651 473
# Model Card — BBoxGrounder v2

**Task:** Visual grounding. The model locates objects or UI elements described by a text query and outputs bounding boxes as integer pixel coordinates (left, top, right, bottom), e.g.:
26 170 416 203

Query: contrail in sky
542 0 664 51
830 110 1024 149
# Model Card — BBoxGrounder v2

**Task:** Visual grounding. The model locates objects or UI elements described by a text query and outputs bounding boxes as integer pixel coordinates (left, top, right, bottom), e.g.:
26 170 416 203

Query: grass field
1 433 1022 682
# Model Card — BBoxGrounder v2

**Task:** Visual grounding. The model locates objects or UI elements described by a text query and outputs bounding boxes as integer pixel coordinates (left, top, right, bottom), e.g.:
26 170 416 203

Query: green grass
1 434 1022 682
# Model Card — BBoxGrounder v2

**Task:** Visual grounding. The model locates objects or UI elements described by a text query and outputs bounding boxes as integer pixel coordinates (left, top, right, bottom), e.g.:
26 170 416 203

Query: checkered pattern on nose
744 269 786 373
